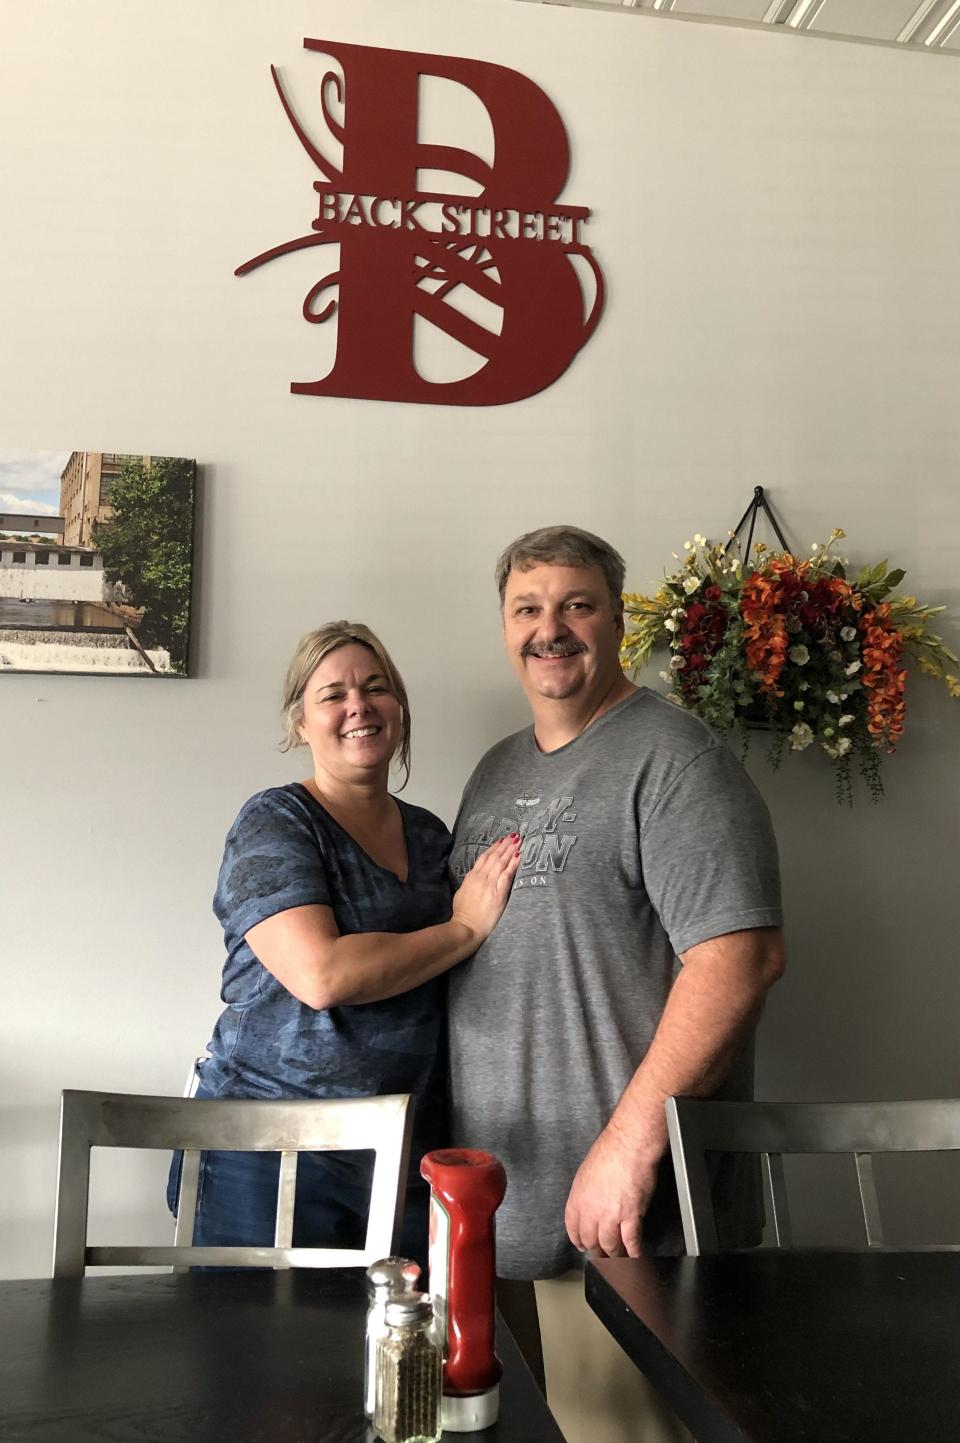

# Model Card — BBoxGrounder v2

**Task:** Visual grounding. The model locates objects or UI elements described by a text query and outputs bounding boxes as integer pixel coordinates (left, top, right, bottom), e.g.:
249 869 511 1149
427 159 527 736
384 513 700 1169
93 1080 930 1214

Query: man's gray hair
495 525 626 609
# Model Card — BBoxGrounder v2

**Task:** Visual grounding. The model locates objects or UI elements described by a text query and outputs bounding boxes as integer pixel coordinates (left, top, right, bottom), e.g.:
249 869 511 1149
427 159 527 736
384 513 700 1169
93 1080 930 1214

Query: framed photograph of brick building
0 449 197 676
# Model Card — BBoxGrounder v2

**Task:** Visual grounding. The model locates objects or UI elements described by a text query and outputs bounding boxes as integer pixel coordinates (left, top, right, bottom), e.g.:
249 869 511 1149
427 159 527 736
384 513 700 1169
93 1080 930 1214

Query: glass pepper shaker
364 1257 421 1419
373 1292 442 1443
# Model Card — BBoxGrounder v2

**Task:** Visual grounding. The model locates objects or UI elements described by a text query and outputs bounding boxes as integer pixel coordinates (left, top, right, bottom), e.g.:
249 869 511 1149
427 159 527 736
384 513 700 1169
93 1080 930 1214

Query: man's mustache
521 640 588 658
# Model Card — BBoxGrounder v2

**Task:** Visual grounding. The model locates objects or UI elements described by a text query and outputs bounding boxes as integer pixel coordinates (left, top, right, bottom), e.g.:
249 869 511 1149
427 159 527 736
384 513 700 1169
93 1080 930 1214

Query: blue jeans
166 1134 429 1270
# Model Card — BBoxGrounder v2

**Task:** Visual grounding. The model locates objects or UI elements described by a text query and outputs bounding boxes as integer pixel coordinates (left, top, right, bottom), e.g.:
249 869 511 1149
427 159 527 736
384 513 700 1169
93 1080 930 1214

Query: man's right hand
564 1120 662 1258
452 834 520 945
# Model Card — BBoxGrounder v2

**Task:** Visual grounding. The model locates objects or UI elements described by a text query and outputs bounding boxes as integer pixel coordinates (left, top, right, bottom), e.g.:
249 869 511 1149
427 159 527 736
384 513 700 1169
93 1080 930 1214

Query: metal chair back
52 1088 414 1276
666 1096 960 1255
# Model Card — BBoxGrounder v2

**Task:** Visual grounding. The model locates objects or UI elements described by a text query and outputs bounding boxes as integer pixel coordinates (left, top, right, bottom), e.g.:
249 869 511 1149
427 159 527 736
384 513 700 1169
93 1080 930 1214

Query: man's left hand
563 1123 660 1258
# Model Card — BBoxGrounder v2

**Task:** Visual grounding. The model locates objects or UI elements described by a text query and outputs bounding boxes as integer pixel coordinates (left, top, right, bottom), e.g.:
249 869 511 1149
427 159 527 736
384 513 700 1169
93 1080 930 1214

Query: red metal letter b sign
236 39 604 407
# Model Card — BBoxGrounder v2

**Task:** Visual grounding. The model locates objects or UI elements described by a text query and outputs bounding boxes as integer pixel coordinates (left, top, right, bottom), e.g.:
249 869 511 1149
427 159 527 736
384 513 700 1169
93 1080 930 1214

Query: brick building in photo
59 452 152 546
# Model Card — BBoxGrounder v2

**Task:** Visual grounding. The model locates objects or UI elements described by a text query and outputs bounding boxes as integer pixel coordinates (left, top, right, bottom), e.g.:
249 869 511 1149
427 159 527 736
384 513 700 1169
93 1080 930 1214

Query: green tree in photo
93 456 195 673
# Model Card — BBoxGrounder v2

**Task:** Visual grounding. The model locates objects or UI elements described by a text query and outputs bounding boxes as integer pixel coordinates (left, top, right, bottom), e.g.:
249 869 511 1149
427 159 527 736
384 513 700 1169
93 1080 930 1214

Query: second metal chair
666 1095 960 1255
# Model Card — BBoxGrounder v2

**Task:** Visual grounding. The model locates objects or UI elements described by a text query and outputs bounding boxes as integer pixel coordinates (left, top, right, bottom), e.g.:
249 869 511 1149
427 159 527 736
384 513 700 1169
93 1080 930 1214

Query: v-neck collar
293 783 411 885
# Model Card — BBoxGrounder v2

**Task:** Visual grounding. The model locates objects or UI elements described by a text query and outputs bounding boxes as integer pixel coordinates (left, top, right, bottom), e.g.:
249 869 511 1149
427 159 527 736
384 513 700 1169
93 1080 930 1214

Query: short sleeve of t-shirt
213 789 331 941
640 743 783 957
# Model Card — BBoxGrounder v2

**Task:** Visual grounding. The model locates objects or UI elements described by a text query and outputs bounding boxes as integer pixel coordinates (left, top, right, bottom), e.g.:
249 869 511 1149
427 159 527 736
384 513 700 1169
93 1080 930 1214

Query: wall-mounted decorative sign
621 490 959 803
236 39 604 406
0 449 196 677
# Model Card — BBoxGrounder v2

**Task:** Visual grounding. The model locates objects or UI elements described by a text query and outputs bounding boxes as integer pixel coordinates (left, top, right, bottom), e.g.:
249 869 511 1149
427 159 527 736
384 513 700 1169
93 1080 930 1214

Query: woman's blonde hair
281 620 411 788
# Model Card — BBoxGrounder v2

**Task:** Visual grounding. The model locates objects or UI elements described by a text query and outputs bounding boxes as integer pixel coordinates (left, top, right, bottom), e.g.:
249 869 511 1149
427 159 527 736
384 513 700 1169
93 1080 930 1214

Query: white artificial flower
683 541 693 550
811 542 819 551
682 575 700 595
694 533 705 544
838 713 854 728
845 660 862 676
823 733 853 761
840 626 857 642
798 681 809 692
669 655 686 669
788 645 810 665
826 690 842 705
790 722 814 751
659 670 671 682
664 617 678 632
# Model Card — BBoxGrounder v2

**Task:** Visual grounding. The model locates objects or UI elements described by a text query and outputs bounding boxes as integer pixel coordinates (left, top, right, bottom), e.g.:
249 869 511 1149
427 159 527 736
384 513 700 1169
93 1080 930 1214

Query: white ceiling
525 0 960 50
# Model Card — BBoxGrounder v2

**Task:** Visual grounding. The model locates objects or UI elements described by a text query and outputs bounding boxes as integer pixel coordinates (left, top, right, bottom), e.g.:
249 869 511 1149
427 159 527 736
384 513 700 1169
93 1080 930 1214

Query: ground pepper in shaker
420 1148 507 1431
373 1291 442 1443
364 1257 421 1419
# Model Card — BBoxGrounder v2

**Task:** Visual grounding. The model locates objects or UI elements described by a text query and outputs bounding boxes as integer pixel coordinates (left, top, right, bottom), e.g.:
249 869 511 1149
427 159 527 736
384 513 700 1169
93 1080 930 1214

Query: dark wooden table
586 1250 960 1442
0 1268 566 1443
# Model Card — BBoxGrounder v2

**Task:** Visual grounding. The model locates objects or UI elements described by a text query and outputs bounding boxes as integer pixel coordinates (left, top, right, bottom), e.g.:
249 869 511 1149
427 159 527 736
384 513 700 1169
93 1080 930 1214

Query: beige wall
1 0 958 1277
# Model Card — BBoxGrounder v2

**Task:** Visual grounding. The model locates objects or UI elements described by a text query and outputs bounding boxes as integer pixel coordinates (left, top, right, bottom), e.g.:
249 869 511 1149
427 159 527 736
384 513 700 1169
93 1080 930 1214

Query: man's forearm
563 926 785 1257
607 927 786 1161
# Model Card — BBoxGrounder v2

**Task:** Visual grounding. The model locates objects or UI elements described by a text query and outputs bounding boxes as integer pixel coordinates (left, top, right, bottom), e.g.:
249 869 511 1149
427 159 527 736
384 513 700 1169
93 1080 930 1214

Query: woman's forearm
244 905 478 1010
305 919 478 1007
245 835 519 1009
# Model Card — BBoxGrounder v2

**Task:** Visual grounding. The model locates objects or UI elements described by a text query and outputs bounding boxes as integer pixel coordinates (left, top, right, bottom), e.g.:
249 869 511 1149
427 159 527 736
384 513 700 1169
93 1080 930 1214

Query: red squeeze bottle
420 1148 507 1432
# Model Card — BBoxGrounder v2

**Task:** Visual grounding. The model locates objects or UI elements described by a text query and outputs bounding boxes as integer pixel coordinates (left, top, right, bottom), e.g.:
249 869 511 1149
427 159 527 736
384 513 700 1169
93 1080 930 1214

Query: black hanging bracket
725 485 789 558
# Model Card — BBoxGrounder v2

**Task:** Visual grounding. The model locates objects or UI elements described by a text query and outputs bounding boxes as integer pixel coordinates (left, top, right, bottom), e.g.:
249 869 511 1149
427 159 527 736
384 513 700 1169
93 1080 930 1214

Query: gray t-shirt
447 688 782 1279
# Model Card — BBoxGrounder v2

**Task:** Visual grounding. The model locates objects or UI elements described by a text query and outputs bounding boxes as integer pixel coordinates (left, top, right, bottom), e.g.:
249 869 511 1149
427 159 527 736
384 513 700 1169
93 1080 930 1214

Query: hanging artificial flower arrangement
621 509 958 804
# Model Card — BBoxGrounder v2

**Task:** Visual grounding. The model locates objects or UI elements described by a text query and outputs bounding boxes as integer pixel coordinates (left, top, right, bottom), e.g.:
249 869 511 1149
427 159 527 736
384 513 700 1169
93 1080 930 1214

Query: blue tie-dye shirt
201 783 452 1169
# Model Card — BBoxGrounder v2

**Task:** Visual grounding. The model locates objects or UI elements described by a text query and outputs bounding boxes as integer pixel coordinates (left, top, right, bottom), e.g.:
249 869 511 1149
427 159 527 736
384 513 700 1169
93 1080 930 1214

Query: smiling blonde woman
168 620 519 1264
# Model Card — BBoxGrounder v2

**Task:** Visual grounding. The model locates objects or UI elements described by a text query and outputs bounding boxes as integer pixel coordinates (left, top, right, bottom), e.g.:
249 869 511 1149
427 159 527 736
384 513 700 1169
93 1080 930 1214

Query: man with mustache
447 525 785 1443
